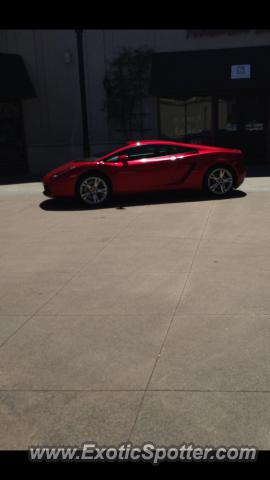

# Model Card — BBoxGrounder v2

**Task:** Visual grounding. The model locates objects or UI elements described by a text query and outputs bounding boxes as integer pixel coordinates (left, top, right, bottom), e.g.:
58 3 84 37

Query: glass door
217 95 267 162
217 97 239 148
238 94 266 161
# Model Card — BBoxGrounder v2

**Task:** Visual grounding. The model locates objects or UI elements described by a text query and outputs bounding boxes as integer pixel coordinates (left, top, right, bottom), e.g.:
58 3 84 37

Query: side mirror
119 154 129 164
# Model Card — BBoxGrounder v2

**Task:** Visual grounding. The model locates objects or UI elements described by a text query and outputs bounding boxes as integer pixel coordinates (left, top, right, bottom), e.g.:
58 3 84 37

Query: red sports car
42 140 246 206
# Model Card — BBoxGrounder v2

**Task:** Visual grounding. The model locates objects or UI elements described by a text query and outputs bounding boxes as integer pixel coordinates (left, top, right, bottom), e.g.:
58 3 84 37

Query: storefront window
159 97 212 143
159 99 186 139
218 98 238 132
186 97 211 141
241 96 265 132
160 93 267 161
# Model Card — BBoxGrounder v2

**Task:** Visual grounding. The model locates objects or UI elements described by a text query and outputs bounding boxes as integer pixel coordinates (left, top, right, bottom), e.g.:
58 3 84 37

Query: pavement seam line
0 206 145 350
127 203 215 441
1 388 270 393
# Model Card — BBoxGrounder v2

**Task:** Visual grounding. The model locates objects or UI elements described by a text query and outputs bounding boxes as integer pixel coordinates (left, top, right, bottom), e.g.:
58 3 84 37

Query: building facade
1 29 270 176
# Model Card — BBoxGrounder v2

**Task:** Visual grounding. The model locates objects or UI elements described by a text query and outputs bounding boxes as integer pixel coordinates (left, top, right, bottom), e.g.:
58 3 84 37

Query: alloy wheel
79 176 108 205
207 168 233 195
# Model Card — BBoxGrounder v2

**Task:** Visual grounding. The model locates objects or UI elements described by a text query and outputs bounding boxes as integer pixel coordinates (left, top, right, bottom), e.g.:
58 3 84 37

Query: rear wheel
204 166 234 196
77 175 110 206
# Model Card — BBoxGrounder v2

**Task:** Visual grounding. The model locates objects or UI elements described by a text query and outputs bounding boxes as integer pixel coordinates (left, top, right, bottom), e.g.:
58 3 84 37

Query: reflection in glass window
160 97 212 144
218 99 238 132
160 99 186 139
104 155 120 163
186 97 211 136
155 144 197 156
241 95 265 133
125 145 156 160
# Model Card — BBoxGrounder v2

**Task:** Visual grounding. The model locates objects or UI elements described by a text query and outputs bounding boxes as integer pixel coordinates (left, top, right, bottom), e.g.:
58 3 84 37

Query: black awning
0 53 36 99
149 46 270 98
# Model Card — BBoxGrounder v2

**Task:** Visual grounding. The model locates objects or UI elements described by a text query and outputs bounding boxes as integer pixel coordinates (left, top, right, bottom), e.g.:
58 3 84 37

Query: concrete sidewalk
0 176 270 449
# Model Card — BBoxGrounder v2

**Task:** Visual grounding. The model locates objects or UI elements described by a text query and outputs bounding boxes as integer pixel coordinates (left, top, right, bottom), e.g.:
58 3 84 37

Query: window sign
225 123 238 132
245 122 264 132
231 64 251 79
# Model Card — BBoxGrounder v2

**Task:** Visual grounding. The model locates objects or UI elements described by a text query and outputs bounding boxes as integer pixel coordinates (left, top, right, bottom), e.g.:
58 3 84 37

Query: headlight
52 166 76 179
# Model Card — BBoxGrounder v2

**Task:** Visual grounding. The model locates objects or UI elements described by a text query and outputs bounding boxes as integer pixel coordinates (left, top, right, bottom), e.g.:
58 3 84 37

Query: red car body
42 140 246 200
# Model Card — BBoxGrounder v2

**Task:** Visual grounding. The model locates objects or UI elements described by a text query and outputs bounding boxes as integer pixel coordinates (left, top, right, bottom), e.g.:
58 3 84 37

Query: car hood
42 162 77 182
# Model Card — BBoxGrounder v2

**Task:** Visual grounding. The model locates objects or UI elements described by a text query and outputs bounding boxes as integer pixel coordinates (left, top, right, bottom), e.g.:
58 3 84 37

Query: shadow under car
39 189 247 212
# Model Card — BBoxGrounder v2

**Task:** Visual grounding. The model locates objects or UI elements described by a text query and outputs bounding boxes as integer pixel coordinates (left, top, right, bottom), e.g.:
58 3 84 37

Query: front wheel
204 166 234 196
77 175 111 206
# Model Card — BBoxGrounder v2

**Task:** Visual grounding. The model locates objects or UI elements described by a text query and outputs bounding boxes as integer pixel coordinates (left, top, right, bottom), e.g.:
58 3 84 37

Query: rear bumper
234 167 246 188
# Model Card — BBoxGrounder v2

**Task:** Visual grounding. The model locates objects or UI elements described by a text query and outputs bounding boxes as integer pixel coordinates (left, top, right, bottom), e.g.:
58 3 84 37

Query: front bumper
42 175 77 198
43 184 52 197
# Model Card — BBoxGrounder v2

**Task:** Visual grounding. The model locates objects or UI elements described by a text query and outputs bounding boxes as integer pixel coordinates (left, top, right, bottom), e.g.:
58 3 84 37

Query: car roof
83 139 241 163
125 140 199 148
124 140 240 153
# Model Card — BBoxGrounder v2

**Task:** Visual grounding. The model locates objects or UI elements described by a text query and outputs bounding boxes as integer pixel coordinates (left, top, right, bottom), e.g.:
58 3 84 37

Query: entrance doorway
0 99 28 176
217 94 266 162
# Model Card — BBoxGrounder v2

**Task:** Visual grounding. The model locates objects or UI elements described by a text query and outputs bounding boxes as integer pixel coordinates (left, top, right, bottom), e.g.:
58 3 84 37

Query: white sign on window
231 64 251 79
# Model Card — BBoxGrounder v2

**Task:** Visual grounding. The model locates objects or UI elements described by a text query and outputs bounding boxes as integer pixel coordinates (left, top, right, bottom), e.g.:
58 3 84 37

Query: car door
152 144 198 189
110 144 160 193
113 144 195 193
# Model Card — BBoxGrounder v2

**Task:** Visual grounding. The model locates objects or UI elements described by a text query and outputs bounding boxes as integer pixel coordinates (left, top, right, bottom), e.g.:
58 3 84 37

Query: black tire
76 173 111 206
203 165 235 196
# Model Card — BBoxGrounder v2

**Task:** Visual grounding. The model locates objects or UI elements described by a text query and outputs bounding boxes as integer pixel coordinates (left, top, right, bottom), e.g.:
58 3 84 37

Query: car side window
105 146 156 162
124 145 157 160
104 155 120 163
104 144 197 163
154 145 197 157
